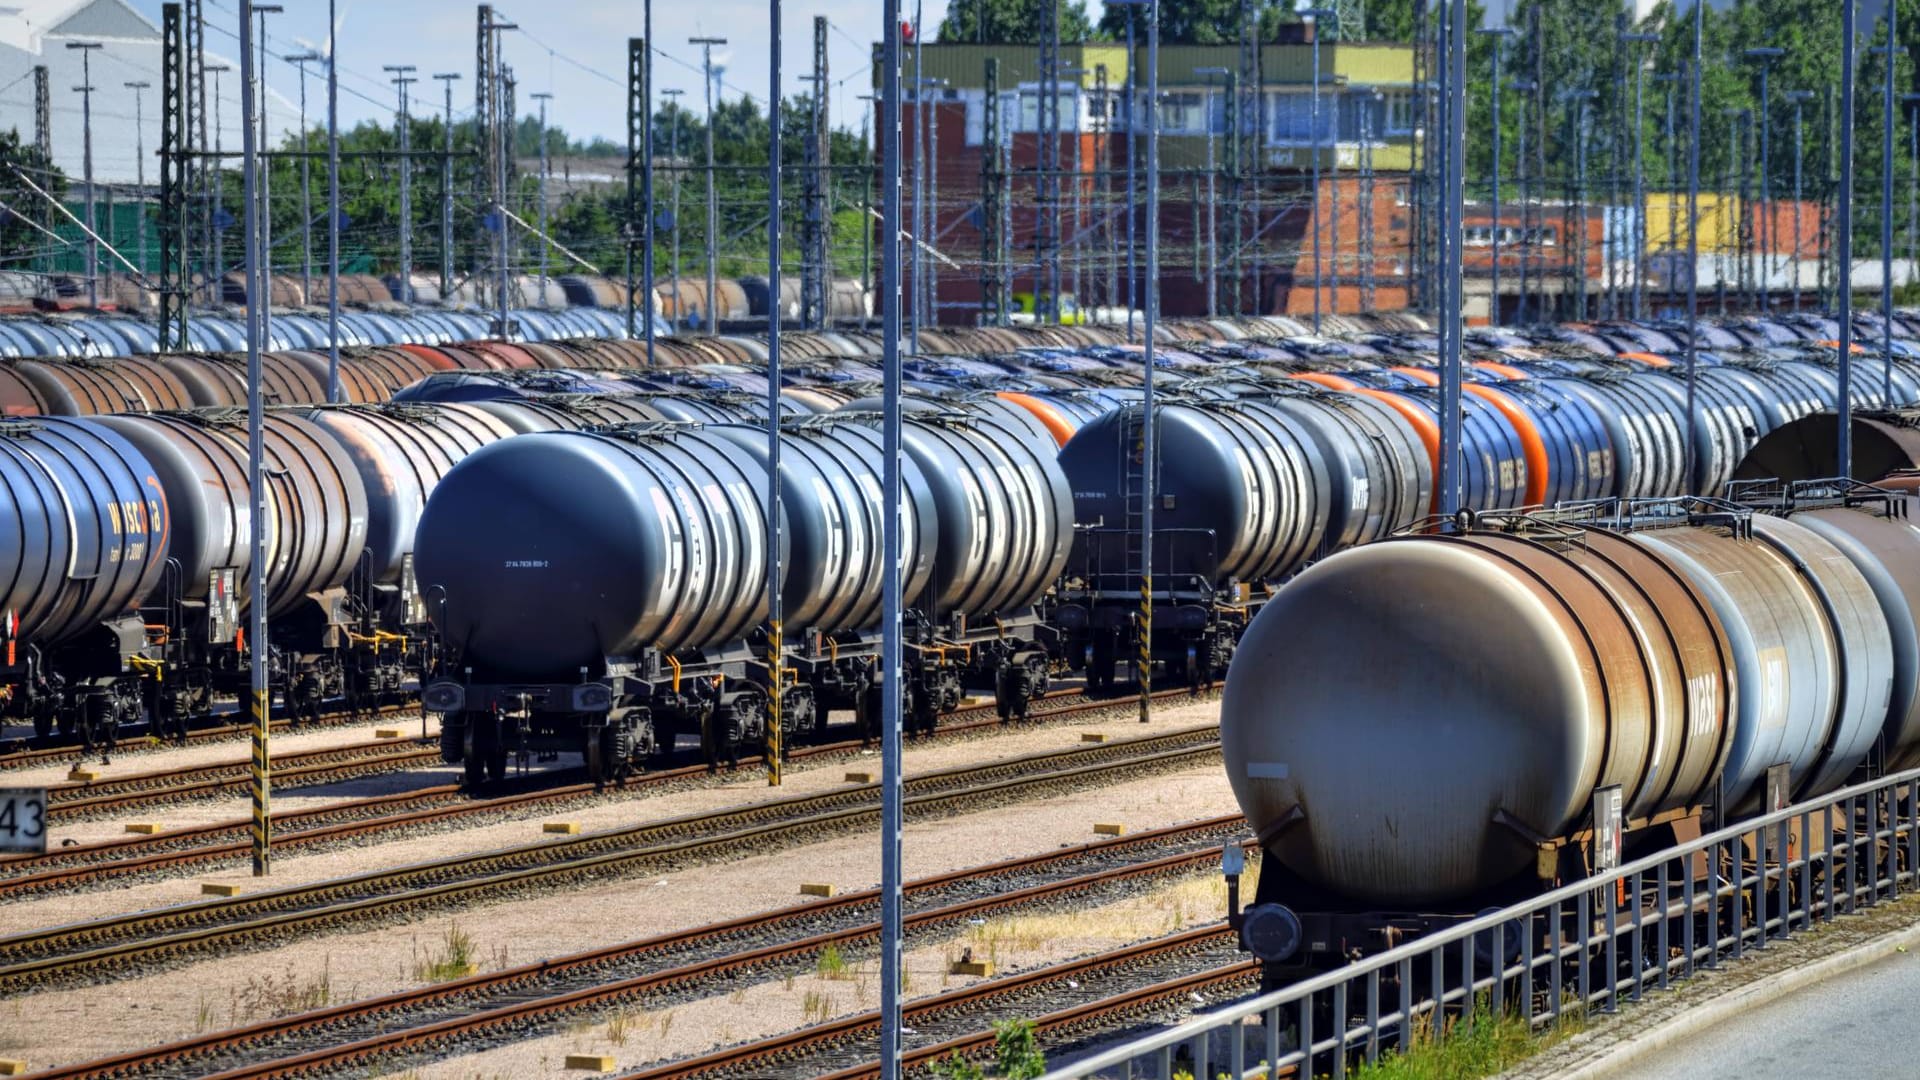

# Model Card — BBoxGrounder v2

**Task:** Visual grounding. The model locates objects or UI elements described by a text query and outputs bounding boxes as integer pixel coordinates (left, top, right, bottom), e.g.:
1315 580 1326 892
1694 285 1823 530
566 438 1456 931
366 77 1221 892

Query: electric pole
531 90 552 306
126 80 152 276
66 41 102 307
385 65 419 302
434 72 461 300
254 3 282 337
663 86 686 312
286 54 319 297
691 37 727 333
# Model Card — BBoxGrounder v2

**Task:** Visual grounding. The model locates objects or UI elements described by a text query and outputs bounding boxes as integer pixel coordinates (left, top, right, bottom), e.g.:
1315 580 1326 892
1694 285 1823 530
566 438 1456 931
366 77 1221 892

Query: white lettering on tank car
815 475 848 585
650 487 685 618
959 470 988 568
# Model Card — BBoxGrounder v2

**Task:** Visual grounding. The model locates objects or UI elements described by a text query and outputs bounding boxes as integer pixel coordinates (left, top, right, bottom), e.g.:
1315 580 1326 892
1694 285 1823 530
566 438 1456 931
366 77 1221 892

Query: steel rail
0 730 1223 989
0 702 423 771
620 926 1256 1080
32 820 1253 1080
812 963 1265 1080
0 689 1215 892
42 740 439 817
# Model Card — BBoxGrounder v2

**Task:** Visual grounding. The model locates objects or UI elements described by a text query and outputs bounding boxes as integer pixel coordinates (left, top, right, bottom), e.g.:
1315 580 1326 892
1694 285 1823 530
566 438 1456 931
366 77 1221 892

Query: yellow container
1645 193 1740 255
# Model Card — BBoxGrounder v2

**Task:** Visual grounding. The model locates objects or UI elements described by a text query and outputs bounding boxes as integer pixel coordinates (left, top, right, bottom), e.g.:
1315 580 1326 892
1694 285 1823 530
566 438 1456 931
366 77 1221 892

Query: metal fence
1044 764 1920 1079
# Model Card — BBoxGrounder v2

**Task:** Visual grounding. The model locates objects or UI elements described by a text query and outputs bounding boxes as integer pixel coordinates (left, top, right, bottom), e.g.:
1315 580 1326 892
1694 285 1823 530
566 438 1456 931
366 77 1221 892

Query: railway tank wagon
863 404 1073 724
1219 485 1920 980
92 410 372 731
297 403 523 707
417 423 783 783
414 405 1073 783
1052 390 1430 689
0 417 169 743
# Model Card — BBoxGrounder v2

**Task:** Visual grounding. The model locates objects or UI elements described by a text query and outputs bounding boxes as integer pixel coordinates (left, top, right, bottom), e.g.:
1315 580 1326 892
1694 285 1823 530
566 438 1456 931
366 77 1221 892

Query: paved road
1622 945 1920 1078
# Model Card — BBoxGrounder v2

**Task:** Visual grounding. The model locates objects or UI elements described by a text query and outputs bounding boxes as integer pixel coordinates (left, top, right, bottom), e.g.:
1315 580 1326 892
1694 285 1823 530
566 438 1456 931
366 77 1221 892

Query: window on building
1384 91 1414 135
1015 87 1080 133
1267 91 1339 144
1153 90 1213 135
1464 225 1557 247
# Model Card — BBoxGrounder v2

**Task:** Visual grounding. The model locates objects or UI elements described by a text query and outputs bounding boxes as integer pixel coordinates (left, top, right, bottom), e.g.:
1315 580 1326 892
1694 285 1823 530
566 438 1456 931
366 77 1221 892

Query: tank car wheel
464 714 499 787
994 666 1020 723
585 729 608 788
439 721 466 765
856 686 880 746
1089 636 1115 694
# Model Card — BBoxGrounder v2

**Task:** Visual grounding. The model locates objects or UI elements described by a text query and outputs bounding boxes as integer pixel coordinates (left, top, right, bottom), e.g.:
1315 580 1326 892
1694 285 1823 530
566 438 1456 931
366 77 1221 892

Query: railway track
40 737 440 821
33 818 1254 1080
624 927 1259 1079
0 688 1216 894
0 702 425 772
0 725 1223 992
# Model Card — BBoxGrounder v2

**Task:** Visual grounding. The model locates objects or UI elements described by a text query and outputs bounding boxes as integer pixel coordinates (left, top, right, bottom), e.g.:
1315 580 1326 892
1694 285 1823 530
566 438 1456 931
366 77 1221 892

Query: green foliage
939 0 1095 44
923 1019 1045 1079
1350 1002 1542 1080
0 127 69 275
815 944 849 978
224 88 871 283
1477 0 1919 255
928 1050 985 1080
1093 0 1297 45
412 922 478 982
993 1019 1047 1080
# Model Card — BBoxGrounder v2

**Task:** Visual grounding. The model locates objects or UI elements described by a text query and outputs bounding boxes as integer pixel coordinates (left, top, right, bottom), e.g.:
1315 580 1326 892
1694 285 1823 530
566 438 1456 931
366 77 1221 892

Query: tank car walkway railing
1043 765 1920 1079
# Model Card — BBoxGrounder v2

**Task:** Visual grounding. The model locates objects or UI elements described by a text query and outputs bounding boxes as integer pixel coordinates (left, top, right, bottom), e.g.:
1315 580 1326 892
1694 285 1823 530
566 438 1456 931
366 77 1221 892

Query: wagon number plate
0 789 47 854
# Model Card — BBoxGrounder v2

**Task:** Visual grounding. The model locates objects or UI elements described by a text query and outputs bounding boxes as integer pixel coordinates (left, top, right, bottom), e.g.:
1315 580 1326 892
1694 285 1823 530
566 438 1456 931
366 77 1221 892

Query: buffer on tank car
1217 484 1920 987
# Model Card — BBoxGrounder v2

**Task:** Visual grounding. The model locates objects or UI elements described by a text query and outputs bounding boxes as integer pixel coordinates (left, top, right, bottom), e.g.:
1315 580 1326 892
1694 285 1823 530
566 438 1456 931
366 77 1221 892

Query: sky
126 0 962 145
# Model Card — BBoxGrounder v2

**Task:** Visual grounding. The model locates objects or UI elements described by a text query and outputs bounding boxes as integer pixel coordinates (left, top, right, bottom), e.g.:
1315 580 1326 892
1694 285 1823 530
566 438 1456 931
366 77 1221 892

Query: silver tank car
1222 505 1907 906
301 403 519 589
0 417 168 646
415 424 777 681
711 417 937 632
837 406 1073 624
1058 401 1332 588
94 411 371 619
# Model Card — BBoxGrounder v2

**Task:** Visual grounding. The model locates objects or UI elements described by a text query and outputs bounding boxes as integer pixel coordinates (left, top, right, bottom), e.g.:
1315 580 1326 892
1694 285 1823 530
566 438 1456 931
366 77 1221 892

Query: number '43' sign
0 789 47 853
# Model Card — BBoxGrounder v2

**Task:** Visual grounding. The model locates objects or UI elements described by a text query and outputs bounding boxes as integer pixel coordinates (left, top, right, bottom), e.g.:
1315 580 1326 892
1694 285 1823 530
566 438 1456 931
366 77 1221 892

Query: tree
937 0 1094 43
0 129 66 272
1094 0 1298 45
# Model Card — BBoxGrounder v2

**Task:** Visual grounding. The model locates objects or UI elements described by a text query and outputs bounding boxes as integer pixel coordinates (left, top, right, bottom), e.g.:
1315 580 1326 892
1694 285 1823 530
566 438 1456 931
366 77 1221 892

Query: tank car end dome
1221 541 1598 905
417 436 676 680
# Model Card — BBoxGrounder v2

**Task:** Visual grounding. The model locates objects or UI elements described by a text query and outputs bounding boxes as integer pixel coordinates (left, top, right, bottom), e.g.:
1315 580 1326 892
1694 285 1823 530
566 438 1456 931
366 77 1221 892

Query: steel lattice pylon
801 16 830 330
159 3 188 349
626 37 645 338
1037 0 1061 322
981 57 1005 326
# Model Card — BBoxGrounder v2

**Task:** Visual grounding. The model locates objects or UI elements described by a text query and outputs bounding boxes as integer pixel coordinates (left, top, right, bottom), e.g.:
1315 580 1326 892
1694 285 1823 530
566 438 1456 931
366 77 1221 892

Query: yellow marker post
251 687 270 876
